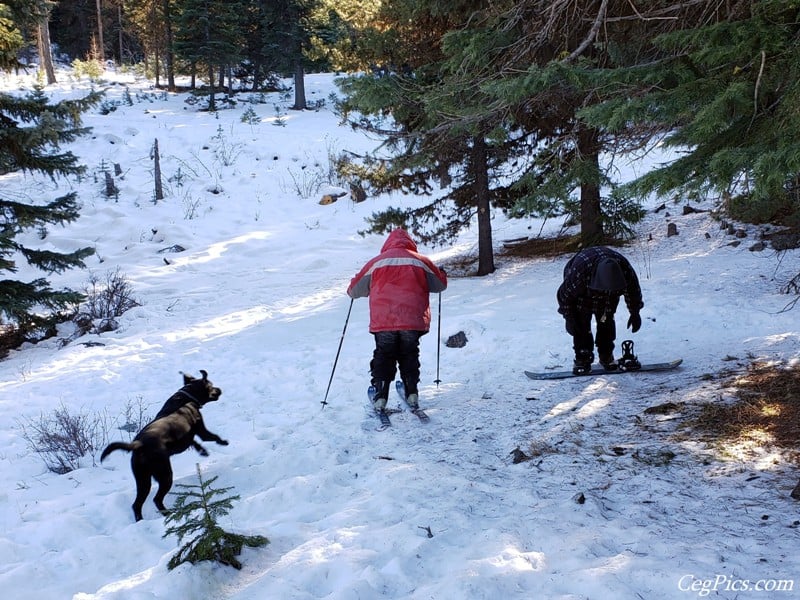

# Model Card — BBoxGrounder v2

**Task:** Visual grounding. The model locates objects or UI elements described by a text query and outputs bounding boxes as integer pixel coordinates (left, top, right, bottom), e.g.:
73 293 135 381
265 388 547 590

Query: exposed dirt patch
684 361 800 464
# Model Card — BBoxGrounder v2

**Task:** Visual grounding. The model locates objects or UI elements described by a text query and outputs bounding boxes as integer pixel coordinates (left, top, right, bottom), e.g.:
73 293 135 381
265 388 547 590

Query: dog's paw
218 439 229 446
198 448 209 456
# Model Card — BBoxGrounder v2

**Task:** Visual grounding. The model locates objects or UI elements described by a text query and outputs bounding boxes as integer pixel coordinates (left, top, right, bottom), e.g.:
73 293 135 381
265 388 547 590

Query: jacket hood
589 257 626 292
381 228 418 253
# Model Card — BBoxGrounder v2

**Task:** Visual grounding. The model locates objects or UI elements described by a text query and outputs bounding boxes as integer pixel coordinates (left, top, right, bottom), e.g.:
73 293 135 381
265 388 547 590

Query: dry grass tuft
687 362 800 463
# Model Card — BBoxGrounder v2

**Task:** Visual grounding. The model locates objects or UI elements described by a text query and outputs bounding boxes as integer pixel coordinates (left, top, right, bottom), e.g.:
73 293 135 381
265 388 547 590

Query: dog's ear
181 371 195 385
200 369 208 381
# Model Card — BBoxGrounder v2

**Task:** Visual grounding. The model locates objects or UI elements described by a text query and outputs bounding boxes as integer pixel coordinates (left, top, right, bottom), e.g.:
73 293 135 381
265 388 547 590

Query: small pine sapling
163 464 268 570
240 106 259 126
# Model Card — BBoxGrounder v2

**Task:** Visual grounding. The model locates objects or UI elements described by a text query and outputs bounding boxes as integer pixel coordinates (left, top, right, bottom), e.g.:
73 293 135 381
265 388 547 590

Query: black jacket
556 246 643 318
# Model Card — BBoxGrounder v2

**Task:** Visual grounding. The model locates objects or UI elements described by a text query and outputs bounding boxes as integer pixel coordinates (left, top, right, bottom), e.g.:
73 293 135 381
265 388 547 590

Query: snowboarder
557 246 643 375
347 229 447 412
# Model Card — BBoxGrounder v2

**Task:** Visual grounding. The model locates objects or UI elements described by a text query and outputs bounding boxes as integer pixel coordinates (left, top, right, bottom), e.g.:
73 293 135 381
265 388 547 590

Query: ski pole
434 292 442 386
321 297 354 408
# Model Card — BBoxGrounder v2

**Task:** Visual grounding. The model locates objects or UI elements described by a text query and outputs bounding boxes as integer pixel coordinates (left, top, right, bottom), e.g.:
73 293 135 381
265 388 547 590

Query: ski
376 409 392 430
367 385 400 431
366 382 430 429
410 407 430 423
395 381 430 423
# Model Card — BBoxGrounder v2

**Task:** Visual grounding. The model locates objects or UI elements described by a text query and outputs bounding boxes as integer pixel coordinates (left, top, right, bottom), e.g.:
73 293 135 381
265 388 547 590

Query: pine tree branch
564 0 610 63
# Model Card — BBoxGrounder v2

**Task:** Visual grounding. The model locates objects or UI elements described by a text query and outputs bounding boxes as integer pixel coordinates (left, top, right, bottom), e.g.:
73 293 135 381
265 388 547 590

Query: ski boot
400 378 420 409
618 340 641 371
599 351 618 372
368 380 391 412
572 350 594 376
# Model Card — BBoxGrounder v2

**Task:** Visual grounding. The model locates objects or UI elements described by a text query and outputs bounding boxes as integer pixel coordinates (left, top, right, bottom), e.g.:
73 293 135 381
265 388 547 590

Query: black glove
627 312 641 333
564 315 577 336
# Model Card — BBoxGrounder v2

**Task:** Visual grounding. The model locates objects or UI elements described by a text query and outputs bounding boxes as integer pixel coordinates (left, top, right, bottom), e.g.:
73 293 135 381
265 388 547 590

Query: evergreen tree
237 0 330 94
2 0 56 79
581 1 800 225
0 2 26 70
49 0 97 61
172 0 246 110
338 0 661 269
119 1 164 81
163 465 269 571
444 1 627 247
316 0 381 72
406 0 727 249
238 1 282 92
255 0 328 110
0 84 101 332
338 0 513 275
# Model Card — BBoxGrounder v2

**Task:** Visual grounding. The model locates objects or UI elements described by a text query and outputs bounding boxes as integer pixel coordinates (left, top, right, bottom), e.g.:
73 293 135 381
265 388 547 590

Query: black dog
154 369 221 420
101 370 228 521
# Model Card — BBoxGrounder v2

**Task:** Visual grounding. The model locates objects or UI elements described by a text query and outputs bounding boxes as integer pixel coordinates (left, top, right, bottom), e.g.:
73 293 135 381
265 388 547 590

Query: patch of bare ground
681 361 800 465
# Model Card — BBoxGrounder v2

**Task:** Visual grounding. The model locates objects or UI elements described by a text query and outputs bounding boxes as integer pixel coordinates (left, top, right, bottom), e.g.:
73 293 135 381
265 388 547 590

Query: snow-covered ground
0 67 798 599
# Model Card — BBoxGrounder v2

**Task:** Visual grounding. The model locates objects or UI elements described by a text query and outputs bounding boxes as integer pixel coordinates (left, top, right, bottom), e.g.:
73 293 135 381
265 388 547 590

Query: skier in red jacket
347 229 447 412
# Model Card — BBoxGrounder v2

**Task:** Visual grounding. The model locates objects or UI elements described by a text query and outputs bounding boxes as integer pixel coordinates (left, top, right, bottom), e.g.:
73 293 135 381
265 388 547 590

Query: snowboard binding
618 339 641 371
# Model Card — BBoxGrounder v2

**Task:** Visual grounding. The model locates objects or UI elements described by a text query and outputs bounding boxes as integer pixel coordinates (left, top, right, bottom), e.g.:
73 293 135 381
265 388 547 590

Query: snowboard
525 358 682 380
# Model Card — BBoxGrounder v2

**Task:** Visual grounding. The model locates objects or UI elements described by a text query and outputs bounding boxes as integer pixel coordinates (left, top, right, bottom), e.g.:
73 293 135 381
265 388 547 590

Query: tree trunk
473 136 495 276
37 19 56 84
117 3 123 63
207 63 216 111
153 139 164 202
251 60 263 91
292 59 306 110
161 0 175 91
151 2 160 87
577 125 604 247
95 0 105 60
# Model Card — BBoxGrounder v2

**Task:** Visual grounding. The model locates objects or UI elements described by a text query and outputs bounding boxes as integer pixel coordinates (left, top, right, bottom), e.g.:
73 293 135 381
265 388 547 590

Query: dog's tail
100 441 143 462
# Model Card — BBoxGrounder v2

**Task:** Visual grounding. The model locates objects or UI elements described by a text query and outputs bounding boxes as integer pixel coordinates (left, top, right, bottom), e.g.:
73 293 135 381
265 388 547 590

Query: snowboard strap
618 339 642 371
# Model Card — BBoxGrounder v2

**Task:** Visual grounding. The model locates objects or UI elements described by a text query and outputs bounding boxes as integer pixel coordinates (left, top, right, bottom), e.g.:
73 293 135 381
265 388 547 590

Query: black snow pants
370 330 423 399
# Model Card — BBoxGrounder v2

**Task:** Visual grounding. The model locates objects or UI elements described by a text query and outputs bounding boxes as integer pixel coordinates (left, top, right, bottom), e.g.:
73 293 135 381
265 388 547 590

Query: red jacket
347 229 447 333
